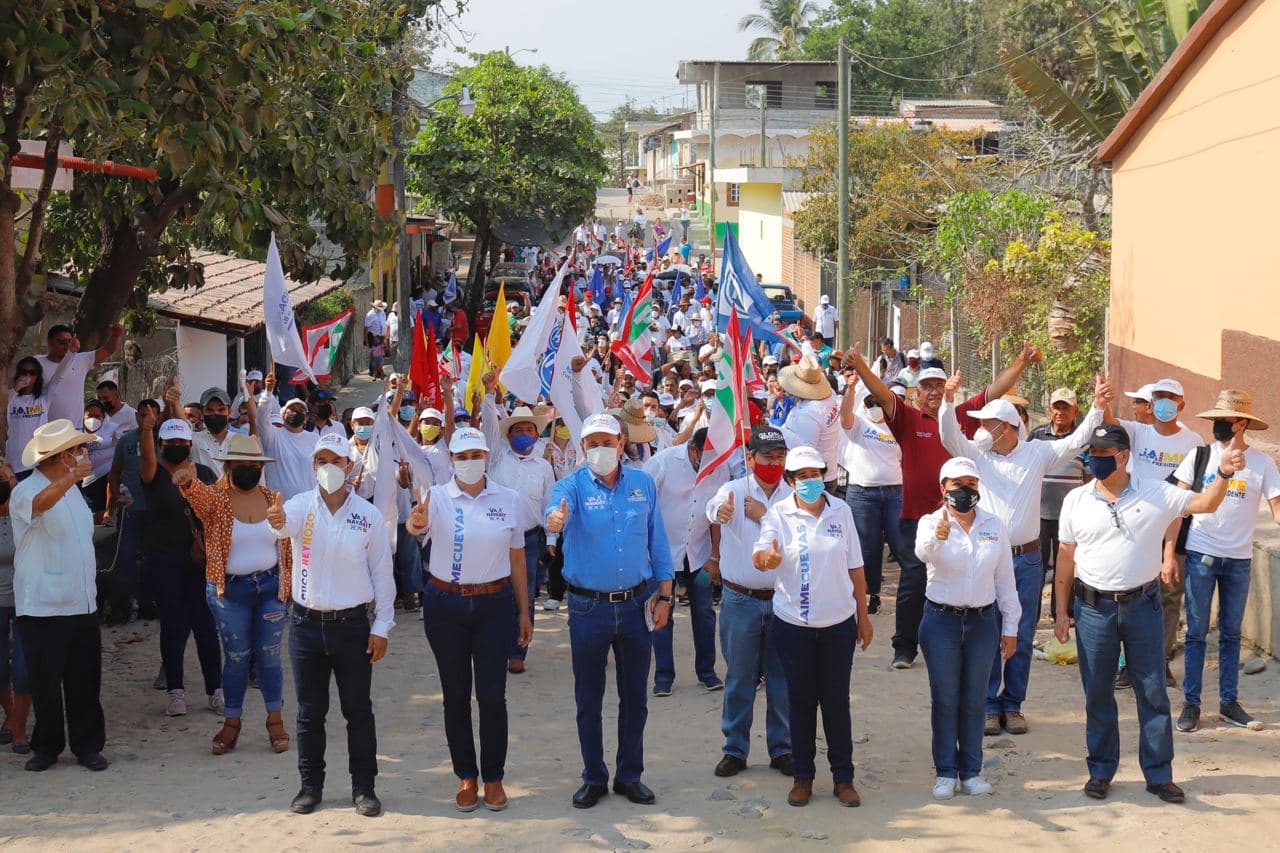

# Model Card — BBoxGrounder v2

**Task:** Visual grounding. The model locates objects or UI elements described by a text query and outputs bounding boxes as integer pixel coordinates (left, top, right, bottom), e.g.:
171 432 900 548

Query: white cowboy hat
609 398 657 444
498 405 550 436
212 433 275 464
778 356 834 401
22 419 96 469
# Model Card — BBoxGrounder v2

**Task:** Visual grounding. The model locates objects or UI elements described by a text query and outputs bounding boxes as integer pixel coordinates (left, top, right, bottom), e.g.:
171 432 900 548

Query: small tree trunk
464 222 491 328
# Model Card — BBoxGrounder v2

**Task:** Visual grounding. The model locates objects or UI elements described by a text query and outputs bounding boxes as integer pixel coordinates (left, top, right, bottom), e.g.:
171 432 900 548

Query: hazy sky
434 0 767 117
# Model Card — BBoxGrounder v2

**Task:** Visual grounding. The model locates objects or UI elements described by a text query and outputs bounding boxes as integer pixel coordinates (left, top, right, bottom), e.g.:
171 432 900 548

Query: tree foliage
738 0 823 61
596 98 667 184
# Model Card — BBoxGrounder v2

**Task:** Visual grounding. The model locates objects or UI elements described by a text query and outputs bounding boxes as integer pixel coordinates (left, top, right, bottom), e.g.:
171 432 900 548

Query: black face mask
0 481 11 506
229 466 262 490
161 445 191 465
1212 420 1236 443
944 486 980 513
316 404 333 420
283 409 306 428
203 414 229 434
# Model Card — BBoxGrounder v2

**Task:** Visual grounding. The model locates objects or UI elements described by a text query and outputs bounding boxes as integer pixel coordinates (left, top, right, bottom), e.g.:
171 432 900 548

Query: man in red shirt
450 305 469 348
847 342 1041 668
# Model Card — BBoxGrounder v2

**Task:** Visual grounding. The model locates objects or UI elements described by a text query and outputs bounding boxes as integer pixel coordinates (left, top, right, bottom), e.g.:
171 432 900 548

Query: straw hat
778 356 834 401
212 433 274 464
22 419 96 469
1197 389 1268 430
498 405 550 436
609 398 656 444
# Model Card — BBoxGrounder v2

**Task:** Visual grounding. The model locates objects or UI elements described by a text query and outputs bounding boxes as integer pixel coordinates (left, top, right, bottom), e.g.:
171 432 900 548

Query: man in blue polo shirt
546 413 674 810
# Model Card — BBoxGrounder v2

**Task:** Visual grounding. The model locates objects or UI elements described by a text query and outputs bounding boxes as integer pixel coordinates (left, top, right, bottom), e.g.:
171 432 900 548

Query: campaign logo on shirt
451 507 465 583
861 425 895 446
485 506 508 522
976 531 1001 543
1202 470 1248 498
628 488 647 503
823 522 844 539
1138 448 1187 468
585 494 608 511
346 513 372 534
797 525 812 622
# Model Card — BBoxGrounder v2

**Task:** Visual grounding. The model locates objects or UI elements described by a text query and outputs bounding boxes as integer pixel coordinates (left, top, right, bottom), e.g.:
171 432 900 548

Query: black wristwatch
657 594 674 604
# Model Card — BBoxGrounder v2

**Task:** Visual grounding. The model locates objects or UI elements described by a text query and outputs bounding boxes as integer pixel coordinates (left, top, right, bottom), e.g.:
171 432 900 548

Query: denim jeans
1074 584 1173 784
567 591 652 785
772 614 857 783
394 522 423 601
845 484 907 597
0 606 29 694
114 508 145 607
920 602 1000 779
986 550 1043 714
718 588 789 761
510 528 545 662
1183 550 1252 707
653 566 718 688
424 583 513 781
205 569 286 719
892 517 926 659
150 548 222 695
289 607 378 793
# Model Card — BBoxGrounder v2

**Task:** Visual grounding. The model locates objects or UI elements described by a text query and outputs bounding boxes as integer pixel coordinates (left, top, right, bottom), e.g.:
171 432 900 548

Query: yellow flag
463 333 488 418
487 282 512 380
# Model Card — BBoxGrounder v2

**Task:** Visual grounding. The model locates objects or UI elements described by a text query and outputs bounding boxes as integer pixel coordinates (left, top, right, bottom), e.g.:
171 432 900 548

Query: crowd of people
2 232 1277 822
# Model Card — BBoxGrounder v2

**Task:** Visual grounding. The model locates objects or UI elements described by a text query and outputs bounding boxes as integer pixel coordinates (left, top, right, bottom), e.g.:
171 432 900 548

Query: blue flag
442 270 458 304
693 271 705 303
646 234 673 263
588 265 607 307
670 269 682 307
613 288 633 335
716 226 788 347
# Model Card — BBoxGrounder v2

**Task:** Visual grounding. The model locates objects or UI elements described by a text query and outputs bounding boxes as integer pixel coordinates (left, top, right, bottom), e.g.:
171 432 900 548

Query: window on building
727 183 740 207
815 82 837 109
745 81 783 109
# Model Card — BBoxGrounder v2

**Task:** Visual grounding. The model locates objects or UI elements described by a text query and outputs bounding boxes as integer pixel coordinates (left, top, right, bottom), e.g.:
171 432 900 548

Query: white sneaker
543 599 561 612
961 776 994 796
932 777 957 799
166 689 187 716
208 688 225 715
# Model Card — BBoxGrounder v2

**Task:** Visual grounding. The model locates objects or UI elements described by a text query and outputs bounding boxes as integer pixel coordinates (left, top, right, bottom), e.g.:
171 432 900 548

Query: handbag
184 505 207 568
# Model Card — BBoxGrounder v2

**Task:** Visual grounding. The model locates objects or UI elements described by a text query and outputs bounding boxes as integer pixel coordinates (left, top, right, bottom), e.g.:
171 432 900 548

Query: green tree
596 98 666 185
408 52 607 315
739 0 822 60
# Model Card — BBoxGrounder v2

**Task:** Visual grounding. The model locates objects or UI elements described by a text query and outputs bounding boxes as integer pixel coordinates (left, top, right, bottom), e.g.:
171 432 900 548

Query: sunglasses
17 369 37 376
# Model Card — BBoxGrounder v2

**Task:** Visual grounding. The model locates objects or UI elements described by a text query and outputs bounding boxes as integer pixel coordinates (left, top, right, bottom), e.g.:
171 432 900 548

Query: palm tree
738 0 821 61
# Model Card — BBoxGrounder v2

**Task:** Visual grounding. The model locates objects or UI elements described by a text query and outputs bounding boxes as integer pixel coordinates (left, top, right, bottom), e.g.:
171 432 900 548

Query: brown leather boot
8 693 31 753
834 781 861 807
787 778 813 807
483 781 509 811
456 778 480 812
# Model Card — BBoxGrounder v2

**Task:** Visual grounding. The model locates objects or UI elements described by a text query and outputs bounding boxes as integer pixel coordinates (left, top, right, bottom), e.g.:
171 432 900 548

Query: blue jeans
1183 551 1252 707
510 528 544 662
718 588 789 761
0 606 29 694
845 484 906 597
395 522 423 601
920 602 1000 779
986 551 1043 714
653 566 718 688
424 583 513 782
567 591 652 786
772 614 857 783
892 517 926 659
289 607 377 793
1074 584 1173 784
205 569 286 719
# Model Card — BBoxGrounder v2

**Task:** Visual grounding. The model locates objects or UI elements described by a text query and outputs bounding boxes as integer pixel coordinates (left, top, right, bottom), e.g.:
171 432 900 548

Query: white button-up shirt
644 443 729 571
255 400 319 499
192 428 234 478
706 473 793 589
781 396 842 482
424 479 523 585
914 506 1021 635
1058 478 1193 591
812 304 837 338
11 469 98 617
939 401 1103 545
755 494 863 628
481 397 557 535
273 488 396 637
363 308 387 337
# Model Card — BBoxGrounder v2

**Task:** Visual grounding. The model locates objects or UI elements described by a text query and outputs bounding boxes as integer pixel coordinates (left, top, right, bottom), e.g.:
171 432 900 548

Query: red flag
610 271 655 382
567 284 577 333
409 311 442 409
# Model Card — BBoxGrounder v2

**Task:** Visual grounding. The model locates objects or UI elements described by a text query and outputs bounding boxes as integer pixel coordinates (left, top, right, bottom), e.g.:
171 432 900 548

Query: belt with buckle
429 576 511 597
722 579 774 600
567 582 647 603
1074 578 1158 606
1011 538 1040 556
291 602 369 622
926 598 995 617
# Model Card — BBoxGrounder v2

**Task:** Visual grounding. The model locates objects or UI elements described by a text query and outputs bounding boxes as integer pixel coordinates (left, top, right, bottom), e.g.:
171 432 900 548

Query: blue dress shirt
547 464 675 592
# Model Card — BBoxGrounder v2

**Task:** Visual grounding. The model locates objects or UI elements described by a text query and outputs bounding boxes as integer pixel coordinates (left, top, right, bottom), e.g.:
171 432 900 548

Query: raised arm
94 323 125 366
937 373 979 458
985 341 1041 400
1044 377 1111 464
846 341 897 420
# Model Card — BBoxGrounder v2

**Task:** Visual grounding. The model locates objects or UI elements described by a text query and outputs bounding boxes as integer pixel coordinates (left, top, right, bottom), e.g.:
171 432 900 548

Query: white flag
549 308 585 443
263 233 318 382
500 259 567 401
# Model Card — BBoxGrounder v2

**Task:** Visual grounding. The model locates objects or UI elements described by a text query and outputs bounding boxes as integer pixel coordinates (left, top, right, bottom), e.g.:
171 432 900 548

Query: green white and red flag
610 270 655 382
698 308 749 484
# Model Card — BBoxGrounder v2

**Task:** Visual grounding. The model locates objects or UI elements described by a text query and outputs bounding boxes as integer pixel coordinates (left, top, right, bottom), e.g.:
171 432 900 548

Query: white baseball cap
420 407 444 422
820 294 830 305
939 456 980 482
763 355 779 366
784 445 826 472
282 398 308 412
1123 383 1154 402
581 413 621 438
312 432 352 461
448 427 489 454
678 379 693 390
658 392 676 407
700 379 717 393
907 349 920 359
351 406 375 422
246 369 264 381
1152 378 1185 397
917 367 948 384
158 418 193 441
966 399 1022 428
1049 387 1078 406
920 341 935 359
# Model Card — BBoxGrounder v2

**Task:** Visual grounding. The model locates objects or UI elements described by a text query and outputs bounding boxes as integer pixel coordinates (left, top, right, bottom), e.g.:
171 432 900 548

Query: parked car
475 287 533 341
761 283 805 327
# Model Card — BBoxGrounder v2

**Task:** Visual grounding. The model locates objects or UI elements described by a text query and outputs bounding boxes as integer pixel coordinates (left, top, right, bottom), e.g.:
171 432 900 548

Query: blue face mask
353 425 374 441
399 406 416 422
794 477 826 504
1152 398 1178 423
510 433 537 454
1087 454 1118 480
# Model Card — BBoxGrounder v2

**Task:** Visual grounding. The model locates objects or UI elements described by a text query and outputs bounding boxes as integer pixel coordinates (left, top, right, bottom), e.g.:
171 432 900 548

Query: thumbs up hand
547 498 569 533
266 491 286 530
935 511 952 541
715 491 735 523
753 538 783 571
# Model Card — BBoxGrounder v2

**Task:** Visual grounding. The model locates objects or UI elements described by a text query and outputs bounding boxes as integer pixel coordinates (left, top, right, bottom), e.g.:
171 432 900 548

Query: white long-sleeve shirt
705 474 793 589
938 400 1103 545
914 506 1021 636
780 396 842 482
273 488 396 637
480 395 557 536
644 443 728 570
255 398 319 499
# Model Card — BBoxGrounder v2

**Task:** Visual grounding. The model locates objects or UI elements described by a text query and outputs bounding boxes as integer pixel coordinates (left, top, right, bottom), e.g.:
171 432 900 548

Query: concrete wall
176 324 229 400
737 183 783 282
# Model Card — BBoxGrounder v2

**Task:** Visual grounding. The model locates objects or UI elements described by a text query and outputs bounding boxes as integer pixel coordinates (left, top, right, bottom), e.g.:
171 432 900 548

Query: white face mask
83 417 102 433
586 445 620 477
972 427 995 453
454 459 486 485
316 463 346 494
864 406 884 424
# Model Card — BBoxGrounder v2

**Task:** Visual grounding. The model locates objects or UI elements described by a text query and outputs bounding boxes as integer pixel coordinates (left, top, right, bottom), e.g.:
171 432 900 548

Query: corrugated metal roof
407 69 452 109
900 99 999 109
783 191 815 214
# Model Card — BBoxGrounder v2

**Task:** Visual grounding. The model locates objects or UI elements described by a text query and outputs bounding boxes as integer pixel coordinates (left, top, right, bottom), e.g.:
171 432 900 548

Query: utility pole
709 63 720 262
391 82 412 373
836 40 851 351
759 101 767 166
617 128 627 185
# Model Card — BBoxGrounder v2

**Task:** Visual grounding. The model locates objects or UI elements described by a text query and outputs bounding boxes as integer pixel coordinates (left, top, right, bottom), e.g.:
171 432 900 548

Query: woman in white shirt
6 357 73 477
406 427 531 813
79 399 121 514
753 446 873 809
914 456 1020 800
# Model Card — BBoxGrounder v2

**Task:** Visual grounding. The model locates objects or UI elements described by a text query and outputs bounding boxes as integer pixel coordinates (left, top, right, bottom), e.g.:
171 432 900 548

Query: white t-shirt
1175 443 1280 559
35 351 95 423
83 420 122 484
1058 478 1193 590
107 402 137 431
756 494 863 628
424 479 523 585
780 396 842 482
839 411 902 487
812 304 837 338
6 393 50 473
1120 419 1202 482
